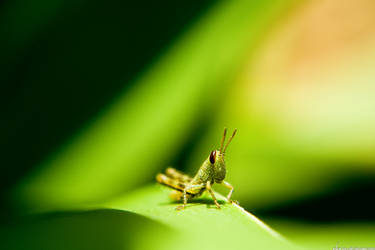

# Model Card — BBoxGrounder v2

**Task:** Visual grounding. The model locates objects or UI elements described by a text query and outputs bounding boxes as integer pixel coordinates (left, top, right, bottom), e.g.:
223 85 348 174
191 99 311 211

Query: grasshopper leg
176 183 205 210
156 174 187 190
221 181 237 204
176 188 188 211
206 181 220 209
165 167 192 183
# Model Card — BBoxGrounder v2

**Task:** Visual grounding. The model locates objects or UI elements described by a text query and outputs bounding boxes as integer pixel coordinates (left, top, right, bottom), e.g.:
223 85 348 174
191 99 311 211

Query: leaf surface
105 184 303 250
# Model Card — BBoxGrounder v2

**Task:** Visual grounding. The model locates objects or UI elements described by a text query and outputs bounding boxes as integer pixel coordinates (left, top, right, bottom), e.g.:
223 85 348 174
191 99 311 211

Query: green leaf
104 184 303 250
1 185 303 250
0 209 173 250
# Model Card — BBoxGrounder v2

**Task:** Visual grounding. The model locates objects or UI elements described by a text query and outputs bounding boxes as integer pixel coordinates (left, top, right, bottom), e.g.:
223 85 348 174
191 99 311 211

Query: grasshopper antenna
219 127 227 153
223 128 237 154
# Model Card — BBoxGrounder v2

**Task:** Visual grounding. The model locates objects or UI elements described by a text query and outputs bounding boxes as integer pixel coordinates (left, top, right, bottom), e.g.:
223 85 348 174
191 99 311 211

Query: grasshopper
156 128 237 210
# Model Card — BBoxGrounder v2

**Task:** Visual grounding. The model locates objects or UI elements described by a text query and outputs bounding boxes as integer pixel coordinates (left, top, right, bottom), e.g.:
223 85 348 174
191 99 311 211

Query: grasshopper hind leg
165 167 192 182
156 173 187 190
156 173 193 201
176 183 206 210
169 190 193 201
156 171 206 210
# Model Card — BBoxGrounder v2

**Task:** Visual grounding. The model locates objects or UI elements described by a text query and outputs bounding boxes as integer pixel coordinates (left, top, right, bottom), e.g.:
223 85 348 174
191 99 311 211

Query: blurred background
1 0 375 249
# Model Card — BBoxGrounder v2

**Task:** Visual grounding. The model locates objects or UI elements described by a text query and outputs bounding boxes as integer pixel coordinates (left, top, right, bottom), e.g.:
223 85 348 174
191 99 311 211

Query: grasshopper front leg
206 180 221 209
221 181 237 204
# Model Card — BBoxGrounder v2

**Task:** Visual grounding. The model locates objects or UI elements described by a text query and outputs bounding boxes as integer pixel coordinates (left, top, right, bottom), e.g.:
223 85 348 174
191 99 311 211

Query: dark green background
0 0 217 207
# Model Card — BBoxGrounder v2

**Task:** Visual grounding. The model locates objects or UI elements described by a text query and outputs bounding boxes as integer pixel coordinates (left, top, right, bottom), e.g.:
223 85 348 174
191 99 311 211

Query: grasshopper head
209 128 237 183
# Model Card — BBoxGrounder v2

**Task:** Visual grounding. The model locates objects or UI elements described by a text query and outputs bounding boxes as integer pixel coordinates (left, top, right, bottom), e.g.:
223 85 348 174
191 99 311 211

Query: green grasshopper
156 128 237 210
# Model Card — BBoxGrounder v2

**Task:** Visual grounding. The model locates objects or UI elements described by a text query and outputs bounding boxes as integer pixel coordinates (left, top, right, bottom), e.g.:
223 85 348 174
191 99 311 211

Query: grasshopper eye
209 150 216 164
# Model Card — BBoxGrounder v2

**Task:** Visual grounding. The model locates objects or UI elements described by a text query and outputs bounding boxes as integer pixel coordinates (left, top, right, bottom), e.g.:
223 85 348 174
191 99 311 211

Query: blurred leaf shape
13 0 296 210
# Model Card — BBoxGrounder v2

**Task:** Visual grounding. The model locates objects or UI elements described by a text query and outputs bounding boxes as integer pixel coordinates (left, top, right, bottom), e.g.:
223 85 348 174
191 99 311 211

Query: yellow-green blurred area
1 0 375 249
